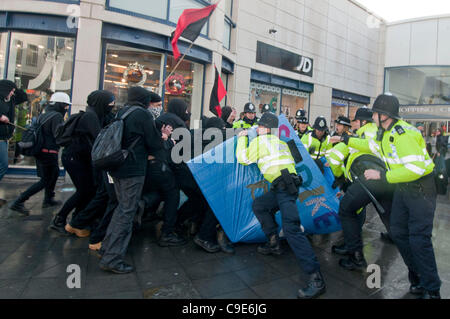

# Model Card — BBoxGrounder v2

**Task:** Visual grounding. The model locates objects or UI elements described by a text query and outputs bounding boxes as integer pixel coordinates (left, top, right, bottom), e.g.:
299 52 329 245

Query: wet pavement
0 179 449 299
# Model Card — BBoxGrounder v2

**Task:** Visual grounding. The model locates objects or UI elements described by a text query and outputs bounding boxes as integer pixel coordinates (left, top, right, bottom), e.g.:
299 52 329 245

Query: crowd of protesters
0 78 447 299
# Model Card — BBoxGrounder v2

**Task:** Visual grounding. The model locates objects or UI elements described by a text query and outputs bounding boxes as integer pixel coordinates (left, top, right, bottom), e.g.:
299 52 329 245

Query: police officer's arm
326 143 348 178
385 134 431 184
236 136 268 165
300 133 311 151
347 137 371 153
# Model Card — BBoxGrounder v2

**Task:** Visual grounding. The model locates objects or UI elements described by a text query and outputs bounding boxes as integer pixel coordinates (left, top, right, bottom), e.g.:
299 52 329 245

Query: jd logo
66 264 81 289
366 264 381 289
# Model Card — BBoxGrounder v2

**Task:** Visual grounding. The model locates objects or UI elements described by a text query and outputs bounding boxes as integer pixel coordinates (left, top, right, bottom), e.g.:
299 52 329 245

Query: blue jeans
0 141 8 182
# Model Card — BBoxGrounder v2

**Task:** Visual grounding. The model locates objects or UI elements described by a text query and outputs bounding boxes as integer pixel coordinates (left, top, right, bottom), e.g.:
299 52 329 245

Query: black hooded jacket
39 103 66 151
0 80 28 140
64 90 115 159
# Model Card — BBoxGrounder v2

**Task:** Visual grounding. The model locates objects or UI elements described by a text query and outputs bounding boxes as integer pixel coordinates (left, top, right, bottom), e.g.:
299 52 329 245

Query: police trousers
339 179 393 253
390 174 441 292
252 189 320 275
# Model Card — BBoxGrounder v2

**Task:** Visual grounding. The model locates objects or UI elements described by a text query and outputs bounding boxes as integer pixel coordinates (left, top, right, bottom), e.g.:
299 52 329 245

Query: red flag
209 66 227 117
171 3 219 60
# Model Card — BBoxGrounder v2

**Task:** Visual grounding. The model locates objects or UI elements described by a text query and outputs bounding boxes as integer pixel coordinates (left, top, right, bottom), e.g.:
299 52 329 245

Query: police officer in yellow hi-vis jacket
343 94 441 299
236 112 326 299
233 102 258 129
327 108 394 270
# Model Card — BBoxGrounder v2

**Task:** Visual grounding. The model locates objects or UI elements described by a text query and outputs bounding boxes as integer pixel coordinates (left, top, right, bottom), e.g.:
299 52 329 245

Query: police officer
301 116 332 160
347 94 441 299
332 116 352 144
295 110 312 139
327 108 394 269
236 113 326 299
233 103 258 128
261 104 272 114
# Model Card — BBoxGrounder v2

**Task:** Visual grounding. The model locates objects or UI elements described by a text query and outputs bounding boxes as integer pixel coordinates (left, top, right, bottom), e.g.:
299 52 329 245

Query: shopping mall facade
0 0 448 175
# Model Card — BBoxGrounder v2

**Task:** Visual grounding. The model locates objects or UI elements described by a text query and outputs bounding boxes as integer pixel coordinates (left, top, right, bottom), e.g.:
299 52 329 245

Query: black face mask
182 112 191 122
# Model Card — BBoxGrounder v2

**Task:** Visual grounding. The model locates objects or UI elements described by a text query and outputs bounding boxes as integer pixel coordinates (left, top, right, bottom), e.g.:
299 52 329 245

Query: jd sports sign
256 41 314 77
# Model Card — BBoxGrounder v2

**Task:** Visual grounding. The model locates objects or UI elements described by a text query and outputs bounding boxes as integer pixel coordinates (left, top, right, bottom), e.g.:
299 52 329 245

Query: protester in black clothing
192 116 234 254
139 94 187 247
0 80 28 207
436 128 448 157
49 90 115 234
56 91 117 239
221 106 237 129
99 87 165 274
9 92 69 215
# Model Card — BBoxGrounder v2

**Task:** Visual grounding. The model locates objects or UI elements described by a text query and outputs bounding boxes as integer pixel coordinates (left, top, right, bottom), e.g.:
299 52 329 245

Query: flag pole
163 41 195 85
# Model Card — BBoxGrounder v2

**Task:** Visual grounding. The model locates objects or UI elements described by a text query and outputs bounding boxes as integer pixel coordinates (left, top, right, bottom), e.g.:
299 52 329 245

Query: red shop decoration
165 74 186 96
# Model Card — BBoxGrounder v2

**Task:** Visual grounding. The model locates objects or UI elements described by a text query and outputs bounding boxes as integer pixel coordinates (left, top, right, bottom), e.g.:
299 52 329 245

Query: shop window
0 33 7 77
103 44 164 108
281 88 310 127
26 44 39 67
250 82 281 117
165 55 204 126
6 33 74 168
108 0 168 20
385 66 450 105
331 98 366 131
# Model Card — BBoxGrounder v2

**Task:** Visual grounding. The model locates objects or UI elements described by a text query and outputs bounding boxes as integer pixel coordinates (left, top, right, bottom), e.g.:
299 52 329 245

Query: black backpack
18 112 59 157
91 106 141 171
55 111 86 147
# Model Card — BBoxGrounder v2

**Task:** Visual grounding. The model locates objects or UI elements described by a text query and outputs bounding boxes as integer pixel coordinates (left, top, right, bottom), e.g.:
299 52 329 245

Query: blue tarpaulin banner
187 114 341 243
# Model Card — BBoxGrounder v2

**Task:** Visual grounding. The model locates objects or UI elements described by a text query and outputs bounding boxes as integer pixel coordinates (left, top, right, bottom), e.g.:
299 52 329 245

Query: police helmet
261 104 271 114
372 93 401 119
335 116 352 127
297 116 309 124
295 109 306 120
258 112 279 129
244 103 257 113
313 116 328 131
353 108 373 122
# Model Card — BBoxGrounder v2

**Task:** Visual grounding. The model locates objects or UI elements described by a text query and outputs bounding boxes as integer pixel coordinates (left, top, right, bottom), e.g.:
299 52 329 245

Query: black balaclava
47 102 68 116
168 99 191 122
87 90 115 121
127 87 151 108
205 117 226 130
0 80 17 100
221 106 233 123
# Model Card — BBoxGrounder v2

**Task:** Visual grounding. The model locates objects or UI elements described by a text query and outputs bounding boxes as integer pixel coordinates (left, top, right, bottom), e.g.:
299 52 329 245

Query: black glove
314 158 325 174
332 175 346 190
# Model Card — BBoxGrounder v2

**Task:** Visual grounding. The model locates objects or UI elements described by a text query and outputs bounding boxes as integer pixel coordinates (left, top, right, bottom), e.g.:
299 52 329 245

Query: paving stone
192 273 248 298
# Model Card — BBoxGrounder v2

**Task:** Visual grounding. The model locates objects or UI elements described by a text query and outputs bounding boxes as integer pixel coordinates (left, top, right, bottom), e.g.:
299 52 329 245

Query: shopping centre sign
400 105 450 119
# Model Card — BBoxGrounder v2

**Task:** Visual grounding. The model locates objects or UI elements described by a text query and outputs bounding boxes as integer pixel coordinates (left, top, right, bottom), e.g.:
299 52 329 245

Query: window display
250 82 281 117
6 33 74 168
281 88 309 127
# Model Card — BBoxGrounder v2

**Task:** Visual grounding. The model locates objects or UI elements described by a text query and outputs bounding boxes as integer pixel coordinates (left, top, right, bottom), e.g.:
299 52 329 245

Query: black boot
158 232 187 247
42 198 62 208
49 215 69 235
298 271 326 299
193 235 220 253
257 234 283 256
339 251 367 271
408 271 424 295
421 290 441 299
9 196 30 216
217 228 235 254
331 243 350 256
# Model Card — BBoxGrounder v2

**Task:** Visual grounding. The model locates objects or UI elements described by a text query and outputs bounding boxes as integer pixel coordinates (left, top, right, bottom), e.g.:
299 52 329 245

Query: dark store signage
256 41 314 77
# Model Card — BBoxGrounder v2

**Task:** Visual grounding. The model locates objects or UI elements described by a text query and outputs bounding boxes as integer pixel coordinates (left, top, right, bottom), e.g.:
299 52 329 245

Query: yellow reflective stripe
400 155 425 163
330 149 345 161
260 159 295 174
238 149 253 165
405 163 425 175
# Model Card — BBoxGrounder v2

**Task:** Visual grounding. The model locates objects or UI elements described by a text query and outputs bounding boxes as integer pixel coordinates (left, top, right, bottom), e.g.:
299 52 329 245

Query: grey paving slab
192 272 248 298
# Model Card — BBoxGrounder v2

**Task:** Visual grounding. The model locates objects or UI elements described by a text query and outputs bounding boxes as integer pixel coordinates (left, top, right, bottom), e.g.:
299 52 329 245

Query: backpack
91 106 141 171
18 112 59 157
55 111 86 147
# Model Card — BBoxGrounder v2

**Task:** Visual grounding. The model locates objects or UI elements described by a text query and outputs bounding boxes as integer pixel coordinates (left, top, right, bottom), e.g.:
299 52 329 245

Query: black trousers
172 164 205 226
70 171 113 230
57 152 96 220
143 161 180 235
197 204 219 243
339 179 393 253
89 172 118 245
19 153 59 202
100 175 145 268
390 175 441 292
252 189 321 275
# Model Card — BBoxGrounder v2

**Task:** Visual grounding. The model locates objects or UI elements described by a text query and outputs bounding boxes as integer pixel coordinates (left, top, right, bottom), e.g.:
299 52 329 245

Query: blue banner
187 115 341 243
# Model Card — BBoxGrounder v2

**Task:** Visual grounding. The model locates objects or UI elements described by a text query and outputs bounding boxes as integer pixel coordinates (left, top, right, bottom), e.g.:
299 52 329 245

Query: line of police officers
235 93 441 299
